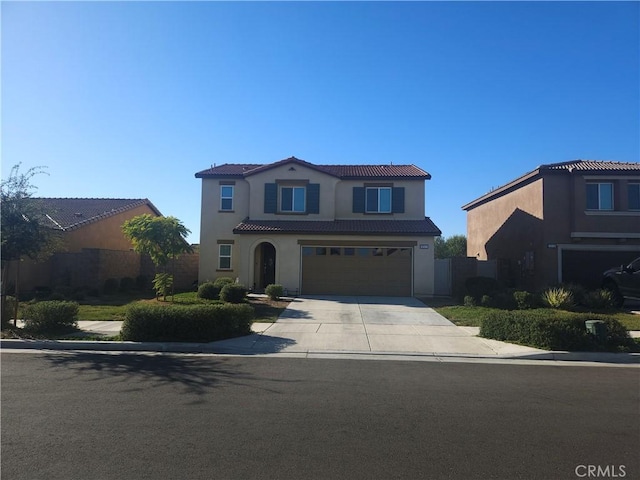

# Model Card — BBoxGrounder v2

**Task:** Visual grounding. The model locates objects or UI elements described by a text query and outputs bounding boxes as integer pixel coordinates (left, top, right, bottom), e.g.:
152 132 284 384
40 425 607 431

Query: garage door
301 246 412 296
562 249 639 288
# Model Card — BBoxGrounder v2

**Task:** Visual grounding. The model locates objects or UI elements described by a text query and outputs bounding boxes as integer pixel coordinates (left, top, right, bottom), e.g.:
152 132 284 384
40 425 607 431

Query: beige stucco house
196 157 441 296
462 160 640 290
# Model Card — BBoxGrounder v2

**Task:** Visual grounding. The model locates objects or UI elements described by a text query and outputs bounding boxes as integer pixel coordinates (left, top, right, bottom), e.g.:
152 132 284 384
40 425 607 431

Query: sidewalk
4 301 639 365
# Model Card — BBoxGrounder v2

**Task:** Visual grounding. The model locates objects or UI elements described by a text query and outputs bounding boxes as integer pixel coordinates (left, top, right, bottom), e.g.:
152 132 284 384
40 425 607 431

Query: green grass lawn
74 292 289 323
435 305 640 331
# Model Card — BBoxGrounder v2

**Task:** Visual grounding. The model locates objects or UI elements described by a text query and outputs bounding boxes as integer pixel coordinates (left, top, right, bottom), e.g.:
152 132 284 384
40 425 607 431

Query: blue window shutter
264 183 277 213
353 187 365 213
307 183 320 214
392 187 405 213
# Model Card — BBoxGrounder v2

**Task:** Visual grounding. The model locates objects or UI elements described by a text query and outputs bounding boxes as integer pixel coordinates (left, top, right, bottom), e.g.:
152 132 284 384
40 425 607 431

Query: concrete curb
2 339 639 365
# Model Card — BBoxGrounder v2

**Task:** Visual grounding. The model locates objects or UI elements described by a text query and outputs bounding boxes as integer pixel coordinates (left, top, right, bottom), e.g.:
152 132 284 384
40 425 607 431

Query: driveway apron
212 296 542 356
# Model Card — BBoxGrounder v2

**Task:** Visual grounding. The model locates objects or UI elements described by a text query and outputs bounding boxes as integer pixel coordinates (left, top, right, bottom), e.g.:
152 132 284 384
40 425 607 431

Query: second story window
366 187 392 213
280 186 306 213
220 185 234 211
586 182 613 211
628 183 640 210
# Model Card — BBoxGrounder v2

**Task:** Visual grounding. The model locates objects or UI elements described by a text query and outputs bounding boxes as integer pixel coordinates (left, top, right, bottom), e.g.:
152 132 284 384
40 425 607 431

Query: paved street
2 352 638 480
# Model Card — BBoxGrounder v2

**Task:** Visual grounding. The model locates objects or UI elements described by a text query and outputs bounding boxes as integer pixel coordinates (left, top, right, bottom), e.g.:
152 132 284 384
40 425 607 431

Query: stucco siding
63 204 159 252
227 234 435 296
466 178 543 261
245 164 339 220
335 179 425 220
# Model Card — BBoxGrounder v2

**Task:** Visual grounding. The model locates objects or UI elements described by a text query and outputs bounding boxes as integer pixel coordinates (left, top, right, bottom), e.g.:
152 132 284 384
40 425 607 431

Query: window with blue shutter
307 183 320 214
264 183 277 213
392 187 405 213
353 187 365 213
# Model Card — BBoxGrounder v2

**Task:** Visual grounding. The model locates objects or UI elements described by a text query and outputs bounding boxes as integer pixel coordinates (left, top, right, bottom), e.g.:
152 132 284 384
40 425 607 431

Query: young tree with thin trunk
122 214 193 301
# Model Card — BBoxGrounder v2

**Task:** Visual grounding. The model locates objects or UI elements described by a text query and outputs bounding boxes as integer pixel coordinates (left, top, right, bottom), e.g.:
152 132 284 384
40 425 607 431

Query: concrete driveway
212 295 543 356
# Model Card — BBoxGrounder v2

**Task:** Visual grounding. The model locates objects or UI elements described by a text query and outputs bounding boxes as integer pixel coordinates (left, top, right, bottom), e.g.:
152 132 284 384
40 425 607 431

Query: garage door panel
302 247 412 296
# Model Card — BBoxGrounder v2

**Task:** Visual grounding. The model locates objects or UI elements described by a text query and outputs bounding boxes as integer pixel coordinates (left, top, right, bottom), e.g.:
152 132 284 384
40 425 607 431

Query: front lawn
435 305 640 331
74 291 290 323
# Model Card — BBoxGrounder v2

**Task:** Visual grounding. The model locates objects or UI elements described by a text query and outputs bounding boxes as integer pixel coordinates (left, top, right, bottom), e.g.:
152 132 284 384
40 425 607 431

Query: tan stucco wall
466 178 544 261
335 179 425 220
199 233 435 296
245 164 340 220
63 204 160 252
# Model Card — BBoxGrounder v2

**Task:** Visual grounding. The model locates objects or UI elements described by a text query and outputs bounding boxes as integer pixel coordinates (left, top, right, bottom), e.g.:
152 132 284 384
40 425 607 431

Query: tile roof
462 159 640 211
233 218 441 236
195 156 431 179
30 198 162 231
540 160 640 172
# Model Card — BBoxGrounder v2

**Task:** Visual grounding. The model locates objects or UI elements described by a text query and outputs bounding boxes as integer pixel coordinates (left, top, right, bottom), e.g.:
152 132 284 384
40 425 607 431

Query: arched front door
253 242 276 291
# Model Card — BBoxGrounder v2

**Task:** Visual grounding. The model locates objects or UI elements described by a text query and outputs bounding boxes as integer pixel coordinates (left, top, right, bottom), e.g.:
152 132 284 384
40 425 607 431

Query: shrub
103 278 119 295
197 282 220 300
22 301 79 334
582 289 617 310
562 283 587 306
265 284 284 301
480 310 633 352
542 287 574 309
464 276 501 301
480 295 492 307
121 302 254 342
513 291 537 310
153 273 173 300
119 277 136 293
463 295 476 307
213 277 235 289
220 284 247 303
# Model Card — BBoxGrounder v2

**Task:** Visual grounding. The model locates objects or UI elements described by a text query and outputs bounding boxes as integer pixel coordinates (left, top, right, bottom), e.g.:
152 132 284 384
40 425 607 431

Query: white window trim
218 244 232 270
280 185 306 213
365 186 392 213
220 185 234 211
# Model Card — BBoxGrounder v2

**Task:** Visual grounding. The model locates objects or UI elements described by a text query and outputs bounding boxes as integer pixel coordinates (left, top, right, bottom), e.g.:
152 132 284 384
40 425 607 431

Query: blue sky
3 1 638 243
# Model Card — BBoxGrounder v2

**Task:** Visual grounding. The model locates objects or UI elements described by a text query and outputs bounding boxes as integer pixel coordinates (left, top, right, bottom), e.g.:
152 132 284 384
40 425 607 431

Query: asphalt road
2 352 638 480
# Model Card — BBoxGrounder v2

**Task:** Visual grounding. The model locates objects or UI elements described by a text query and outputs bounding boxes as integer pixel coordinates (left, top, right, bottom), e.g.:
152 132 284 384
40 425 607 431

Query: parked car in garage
602 257 640 306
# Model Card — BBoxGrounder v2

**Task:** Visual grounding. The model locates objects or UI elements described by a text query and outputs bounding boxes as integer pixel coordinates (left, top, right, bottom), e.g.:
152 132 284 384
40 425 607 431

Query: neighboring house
196 156 441 296
5 198 198 293
462 160 640 290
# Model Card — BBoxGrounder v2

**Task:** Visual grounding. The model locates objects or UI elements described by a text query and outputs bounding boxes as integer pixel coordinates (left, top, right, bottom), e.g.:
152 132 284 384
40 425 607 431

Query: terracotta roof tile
30 198 162 231
196 156 430 179
233 218 441 236
540 160 640 172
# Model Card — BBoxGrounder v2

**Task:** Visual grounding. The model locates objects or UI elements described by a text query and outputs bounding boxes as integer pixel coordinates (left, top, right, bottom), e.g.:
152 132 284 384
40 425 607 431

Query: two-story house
195 157 441 296
462 160 640 290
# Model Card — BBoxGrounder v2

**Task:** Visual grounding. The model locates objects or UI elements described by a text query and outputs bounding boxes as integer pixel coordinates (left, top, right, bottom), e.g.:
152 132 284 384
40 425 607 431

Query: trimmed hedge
197 282 220 300
213 277 234 289
22 301 79 334
121 303 254 342
480 310 633 352
265 284 284 301
220 284 247 303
